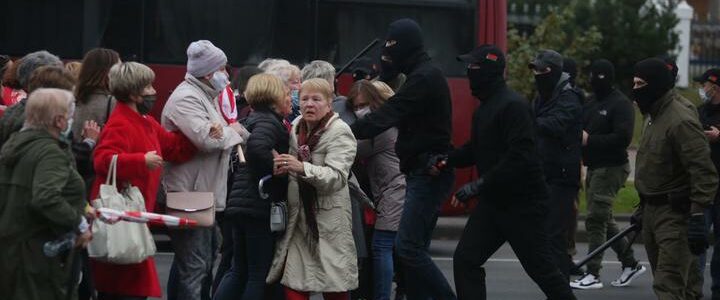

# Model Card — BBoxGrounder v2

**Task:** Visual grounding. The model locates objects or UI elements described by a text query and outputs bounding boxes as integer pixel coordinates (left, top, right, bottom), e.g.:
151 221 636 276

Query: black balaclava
632 58 674 115
590 59 615 99
468 68 504 100
535 65 562 101
563 58 578 87
379 59 399 82
383 19 424 74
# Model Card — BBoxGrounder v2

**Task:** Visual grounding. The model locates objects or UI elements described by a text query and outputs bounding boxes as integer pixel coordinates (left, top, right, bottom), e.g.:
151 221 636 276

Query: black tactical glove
454 178 484 203
630 207 643 231
688 213 709 255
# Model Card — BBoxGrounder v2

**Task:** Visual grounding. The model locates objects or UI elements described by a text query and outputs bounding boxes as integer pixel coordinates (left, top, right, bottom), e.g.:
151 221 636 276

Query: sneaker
570 273 603 289
611 265 647 287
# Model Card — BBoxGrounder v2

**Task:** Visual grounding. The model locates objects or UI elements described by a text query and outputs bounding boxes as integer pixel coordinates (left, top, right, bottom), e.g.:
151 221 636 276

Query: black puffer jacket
533 73 583 187
582 88 634 169
225 107 289 219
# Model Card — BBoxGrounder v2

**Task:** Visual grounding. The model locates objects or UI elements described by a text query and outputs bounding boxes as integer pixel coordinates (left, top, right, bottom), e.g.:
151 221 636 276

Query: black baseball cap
694 68 720 86
528 49 563 71
457 44 506 69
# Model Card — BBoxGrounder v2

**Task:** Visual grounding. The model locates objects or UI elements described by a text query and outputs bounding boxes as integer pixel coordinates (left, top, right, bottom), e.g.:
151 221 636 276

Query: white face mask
354 107 371 119
61 117 73 140
209 71 230 92
699 87 714 103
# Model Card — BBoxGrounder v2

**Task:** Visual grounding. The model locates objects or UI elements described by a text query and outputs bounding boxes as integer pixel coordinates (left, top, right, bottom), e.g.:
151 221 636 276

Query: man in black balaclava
528 49 584 280
448 44 576 300
632 57 717 300
571 59 646 290
351 18 456 300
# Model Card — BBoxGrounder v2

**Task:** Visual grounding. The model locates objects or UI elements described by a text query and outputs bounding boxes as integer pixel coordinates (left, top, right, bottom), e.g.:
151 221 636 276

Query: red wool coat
89 102 196 297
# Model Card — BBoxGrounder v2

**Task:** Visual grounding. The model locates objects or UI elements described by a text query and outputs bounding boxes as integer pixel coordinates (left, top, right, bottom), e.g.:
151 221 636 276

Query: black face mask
138 94 157 115
631 86 662 115
379 58 400 82
467 68 502 100
590 77 613 99
534 68 561 100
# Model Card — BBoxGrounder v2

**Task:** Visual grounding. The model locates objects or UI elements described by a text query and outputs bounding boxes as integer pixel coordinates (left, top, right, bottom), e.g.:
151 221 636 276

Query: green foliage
507 0 680 98
578 181 640 214
507 3 602 99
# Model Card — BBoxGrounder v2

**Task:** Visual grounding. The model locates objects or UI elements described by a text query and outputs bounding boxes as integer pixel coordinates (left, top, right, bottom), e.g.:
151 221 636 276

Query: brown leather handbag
165 192 215 227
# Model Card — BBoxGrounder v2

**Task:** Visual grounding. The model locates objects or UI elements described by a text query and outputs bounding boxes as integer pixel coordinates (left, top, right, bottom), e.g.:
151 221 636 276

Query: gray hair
258 58 290 71
301 60 335 88
23 88 75 131
265 63 301 86
17 50 62 89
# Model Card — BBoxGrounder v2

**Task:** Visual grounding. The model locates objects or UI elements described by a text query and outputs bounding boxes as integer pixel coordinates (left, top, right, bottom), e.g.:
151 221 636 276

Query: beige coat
161 74 244 211
267 113 359 292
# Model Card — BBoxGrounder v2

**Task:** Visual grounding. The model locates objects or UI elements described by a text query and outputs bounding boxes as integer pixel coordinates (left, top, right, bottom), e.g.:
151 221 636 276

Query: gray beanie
186 40 227 77
17 50 62 88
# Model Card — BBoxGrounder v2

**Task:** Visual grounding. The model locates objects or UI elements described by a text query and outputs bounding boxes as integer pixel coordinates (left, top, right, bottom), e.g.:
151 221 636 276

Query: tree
507 0 680 98
507 3 602 99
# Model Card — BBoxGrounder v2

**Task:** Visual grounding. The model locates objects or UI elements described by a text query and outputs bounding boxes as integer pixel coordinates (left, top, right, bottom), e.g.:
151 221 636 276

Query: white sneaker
570 273 603 289
611 265 647 287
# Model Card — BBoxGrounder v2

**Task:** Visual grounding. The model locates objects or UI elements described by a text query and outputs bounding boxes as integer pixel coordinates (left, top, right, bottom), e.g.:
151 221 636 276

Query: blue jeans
214 216 274 300
396 170 456 300
373 230 397 300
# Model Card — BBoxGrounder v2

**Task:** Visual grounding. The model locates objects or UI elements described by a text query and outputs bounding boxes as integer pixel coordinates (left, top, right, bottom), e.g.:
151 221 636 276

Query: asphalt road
152 239 712 300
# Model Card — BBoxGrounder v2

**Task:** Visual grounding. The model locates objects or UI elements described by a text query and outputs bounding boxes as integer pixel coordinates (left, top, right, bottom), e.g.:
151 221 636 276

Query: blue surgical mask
699 87 714 103
290 89 300 109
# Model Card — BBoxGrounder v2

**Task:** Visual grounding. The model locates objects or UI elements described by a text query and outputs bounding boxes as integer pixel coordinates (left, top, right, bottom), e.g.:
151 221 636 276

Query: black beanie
634 58 674 93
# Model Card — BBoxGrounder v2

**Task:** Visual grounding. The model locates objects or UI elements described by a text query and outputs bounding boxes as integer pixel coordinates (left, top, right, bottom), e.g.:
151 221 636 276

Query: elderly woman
162 40 249 300
267 78 358 300
215 73 292 299
0 88 92 300
267 63 302 121
90 62 198 300
348 80 406 300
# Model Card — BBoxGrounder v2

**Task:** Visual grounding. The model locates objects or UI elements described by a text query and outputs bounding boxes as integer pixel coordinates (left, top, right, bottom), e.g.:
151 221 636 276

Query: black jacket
533 73 583 187
226 107 289 219
351 53 452 173
450 82 547 204
582 89 634 169
699 102 720 173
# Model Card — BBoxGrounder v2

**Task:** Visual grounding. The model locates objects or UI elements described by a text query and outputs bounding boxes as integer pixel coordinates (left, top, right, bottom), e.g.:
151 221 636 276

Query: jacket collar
184 73 221 100
292 112 340 130
648 89 675 119
115 101 150 125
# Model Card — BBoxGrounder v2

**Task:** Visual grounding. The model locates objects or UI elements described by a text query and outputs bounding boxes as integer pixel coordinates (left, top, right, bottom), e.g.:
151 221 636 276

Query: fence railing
690 20 720 77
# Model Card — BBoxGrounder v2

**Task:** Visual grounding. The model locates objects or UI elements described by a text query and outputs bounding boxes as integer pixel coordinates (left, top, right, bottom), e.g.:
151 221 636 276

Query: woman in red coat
90 62 206 300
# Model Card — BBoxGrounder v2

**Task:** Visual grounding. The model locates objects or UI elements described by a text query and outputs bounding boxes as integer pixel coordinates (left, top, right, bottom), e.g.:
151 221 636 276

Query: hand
82 120 101 141
426 154 448 176
705 126 720 143
582 130 589 146
75 230 92 248
688 213 709 255
274 154 304 176
453 178 484 206
230 122 250 141
209 123 223 139
84 205 96 222
144 151 164 170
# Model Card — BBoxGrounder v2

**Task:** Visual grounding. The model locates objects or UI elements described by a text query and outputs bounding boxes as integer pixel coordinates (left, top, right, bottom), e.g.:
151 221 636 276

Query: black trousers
453 198 576 300
545 183 579 278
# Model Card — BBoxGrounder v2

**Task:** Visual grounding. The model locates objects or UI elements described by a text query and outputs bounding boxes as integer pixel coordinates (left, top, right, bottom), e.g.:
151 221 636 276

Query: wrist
77 217 90 233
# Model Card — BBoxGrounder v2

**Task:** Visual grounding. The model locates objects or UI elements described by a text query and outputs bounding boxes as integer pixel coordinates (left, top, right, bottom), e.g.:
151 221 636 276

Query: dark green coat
635 90 719 214
0 128 86 300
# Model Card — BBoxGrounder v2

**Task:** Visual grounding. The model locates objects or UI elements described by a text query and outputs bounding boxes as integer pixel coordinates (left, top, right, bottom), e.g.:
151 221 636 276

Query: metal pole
574 224 639 269
334 39 380 79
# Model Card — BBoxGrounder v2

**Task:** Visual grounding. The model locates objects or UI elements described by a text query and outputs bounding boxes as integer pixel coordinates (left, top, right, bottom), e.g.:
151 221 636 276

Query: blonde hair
301 78 334 105
372 81 395 100
245 73 286 109
24 88 75 130
108 62 155 102
266 63 301 87
65 61 82 80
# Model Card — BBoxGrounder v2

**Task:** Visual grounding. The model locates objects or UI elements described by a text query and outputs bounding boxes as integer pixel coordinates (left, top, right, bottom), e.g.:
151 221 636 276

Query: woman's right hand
145 151 164 170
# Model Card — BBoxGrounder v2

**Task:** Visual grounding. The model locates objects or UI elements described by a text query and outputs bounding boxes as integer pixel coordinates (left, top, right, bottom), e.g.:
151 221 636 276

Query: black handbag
260 175 287 233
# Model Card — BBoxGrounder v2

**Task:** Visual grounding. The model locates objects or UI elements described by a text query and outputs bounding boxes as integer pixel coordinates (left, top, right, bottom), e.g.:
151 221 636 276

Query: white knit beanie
186 40 227 77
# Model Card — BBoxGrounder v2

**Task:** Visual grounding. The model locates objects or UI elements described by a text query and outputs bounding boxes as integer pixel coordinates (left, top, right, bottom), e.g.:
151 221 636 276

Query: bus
1 0 507 214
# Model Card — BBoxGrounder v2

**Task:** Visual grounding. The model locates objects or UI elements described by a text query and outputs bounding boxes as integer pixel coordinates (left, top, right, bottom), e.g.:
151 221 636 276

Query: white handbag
88 155 156 264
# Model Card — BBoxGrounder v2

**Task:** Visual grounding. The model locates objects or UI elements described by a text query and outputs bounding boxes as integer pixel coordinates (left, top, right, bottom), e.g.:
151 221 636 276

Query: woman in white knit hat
161 40 250 300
